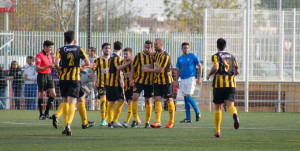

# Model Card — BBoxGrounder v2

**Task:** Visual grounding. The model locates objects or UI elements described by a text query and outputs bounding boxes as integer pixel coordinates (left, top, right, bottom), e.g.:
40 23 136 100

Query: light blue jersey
176 53 200 79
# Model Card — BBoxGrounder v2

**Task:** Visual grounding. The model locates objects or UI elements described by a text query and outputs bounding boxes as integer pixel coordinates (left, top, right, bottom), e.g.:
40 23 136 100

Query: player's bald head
155 38 164 45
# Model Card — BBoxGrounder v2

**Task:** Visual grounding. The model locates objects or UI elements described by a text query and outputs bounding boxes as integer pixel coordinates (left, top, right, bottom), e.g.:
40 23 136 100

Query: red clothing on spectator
35 50 52 74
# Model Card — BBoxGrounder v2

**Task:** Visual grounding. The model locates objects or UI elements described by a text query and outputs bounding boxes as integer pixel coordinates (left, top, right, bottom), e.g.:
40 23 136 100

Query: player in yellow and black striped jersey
55 30 91 136
142 38 175 129
116 48 135 128
106 41 131 128
206 38 240 137
129 40 154 128
90 43 111 126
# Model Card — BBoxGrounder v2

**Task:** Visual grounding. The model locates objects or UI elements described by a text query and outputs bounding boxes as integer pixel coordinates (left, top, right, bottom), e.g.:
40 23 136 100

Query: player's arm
120 70 124 88
196 63 203 85
143 55 169 73
79 48 90 68
130 65 135 87
206 55 219 80
54 50 61 72
234 59 240 76
175 68 180 88
116 59 132 70
91 60 97 88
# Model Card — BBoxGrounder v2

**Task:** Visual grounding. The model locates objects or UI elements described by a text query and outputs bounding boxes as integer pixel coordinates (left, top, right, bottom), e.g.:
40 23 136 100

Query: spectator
0 66 7 110
6 61 24 110
24 56 38 110
50 52 60 110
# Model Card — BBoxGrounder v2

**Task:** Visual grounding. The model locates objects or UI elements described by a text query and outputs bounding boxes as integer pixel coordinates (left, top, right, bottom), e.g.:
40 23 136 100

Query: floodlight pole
4 12 9 70
75 0 80 45
245 0 251 112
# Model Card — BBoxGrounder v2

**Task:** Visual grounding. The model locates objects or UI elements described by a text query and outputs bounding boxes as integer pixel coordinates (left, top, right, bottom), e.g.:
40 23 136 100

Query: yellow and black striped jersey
93 57 110 88
211 51 239 88
153 51 173 85
107 52 122 87
56 45 88 81
121 60 131 91
131 51 154 85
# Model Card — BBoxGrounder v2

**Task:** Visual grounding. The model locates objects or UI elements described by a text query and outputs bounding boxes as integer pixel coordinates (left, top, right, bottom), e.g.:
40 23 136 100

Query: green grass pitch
0 110 299 151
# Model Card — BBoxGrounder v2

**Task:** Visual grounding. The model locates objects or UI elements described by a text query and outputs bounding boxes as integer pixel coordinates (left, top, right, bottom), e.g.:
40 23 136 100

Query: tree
163 0 243 33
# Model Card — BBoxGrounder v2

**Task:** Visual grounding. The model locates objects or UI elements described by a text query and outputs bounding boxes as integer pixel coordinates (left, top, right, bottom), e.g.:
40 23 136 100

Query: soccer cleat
180 118 191 123
62 129 67 135
108 122 114 128
233 113 240 129
39 115 46 120
150 122 161 128
52 114 58 129
112 121 123 128
64 124 72 136
122 122 129 128
45 114 53 119
145 123 150 128
214 131 220 138
164 122 174 128
99 120 107 126
82 121 95 129
196 113 201 122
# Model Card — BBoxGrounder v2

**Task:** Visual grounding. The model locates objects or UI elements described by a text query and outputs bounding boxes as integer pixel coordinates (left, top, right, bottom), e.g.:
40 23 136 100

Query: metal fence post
245 1 251 112
279 11 284 80
208 81 211 112
203 9 207 81
277 83 281 112
292 9 296 81
243 10 247 81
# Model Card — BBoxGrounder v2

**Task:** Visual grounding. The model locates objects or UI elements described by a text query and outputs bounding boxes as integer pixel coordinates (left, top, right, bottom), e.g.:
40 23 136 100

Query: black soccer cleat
196 113 201 122
52 114 58 129
45 114 53 119
233 113 240 129
108 122 114 128
64 124 72 136
145 123 150 128
82 121 95 129
180 118 191 123
39 115 46 120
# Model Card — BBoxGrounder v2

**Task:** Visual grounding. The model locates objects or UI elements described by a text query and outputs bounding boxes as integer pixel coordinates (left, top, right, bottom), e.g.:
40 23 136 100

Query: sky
127 0 165 18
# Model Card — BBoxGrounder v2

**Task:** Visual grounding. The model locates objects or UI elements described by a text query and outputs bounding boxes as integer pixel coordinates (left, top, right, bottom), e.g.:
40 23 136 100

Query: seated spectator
6 61 24 110
24 56 38 110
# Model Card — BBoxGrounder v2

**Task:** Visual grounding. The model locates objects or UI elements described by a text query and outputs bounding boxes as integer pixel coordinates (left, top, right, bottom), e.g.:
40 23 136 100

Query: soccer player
106 41 130 128
206 38 240 137
130 40 154 128
91 43 111 126
35 40 56 120
55 30 90 136
116 48 134 128
142 38 175 128
175 42 202 123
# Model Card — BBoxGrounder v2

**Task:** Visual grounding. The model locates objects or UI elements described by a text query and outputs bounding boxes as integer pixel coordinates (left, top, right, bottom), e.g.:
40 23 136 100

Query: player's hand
120 80 124 88
142 66 149 72
130 79 135 87
48 64 55 68
206 74 210 80
80 64 87 69
127 59 133 64
174 81 179 88
150 52 155 56
197 78 202 86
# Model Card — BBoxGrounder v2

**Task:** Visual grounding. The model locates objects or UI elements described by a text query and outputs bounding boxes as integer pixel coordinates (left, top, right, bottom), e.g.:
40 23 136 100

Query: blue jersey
176 53 200 79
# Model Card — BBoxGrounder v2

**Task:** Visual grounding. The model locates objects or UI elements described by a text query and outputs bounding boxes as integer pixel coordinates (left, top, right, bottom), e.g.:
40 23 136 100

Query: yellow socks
105 101 108 121
108 103 114 124
100 97 106 120
113 102 124 122
78 102 87 125
67 103 76 126
228 106 238 116
145 104 152 124
57 102 64 119
154 102 162 123
132 101 139 121
126 105 132 123
167 101 175 123
214 110 222 133
62 102 69 127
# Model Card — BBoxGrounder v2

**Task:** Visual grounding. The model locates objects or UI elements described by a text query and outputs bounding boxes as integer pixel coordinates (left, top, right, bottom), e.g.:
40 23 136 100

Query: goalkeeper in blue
175 42 202 123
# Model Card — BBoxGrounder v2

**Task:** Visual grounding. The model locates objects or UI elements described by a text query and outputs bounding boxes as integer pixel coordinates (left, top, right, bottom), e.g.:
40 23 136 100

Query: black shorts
59 80 84 98
106 86 124 101
133 83 153 98
213 88 236 104
154 83 173 98
125 88 133 102
37 73 55 92
97 87 106 99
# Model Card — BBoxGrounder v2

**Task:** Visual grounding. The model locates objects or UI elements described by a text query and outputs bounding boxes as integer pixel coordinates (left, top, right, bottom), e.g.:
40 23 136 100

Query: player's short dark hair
89 47 97 52
217 38 226 50
27 56 34 60
64 30 75 44
145 40 153 47
123 47 132 53
43 40 54 47
102 43 111 49
113 41 122 50
182 42 189 48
